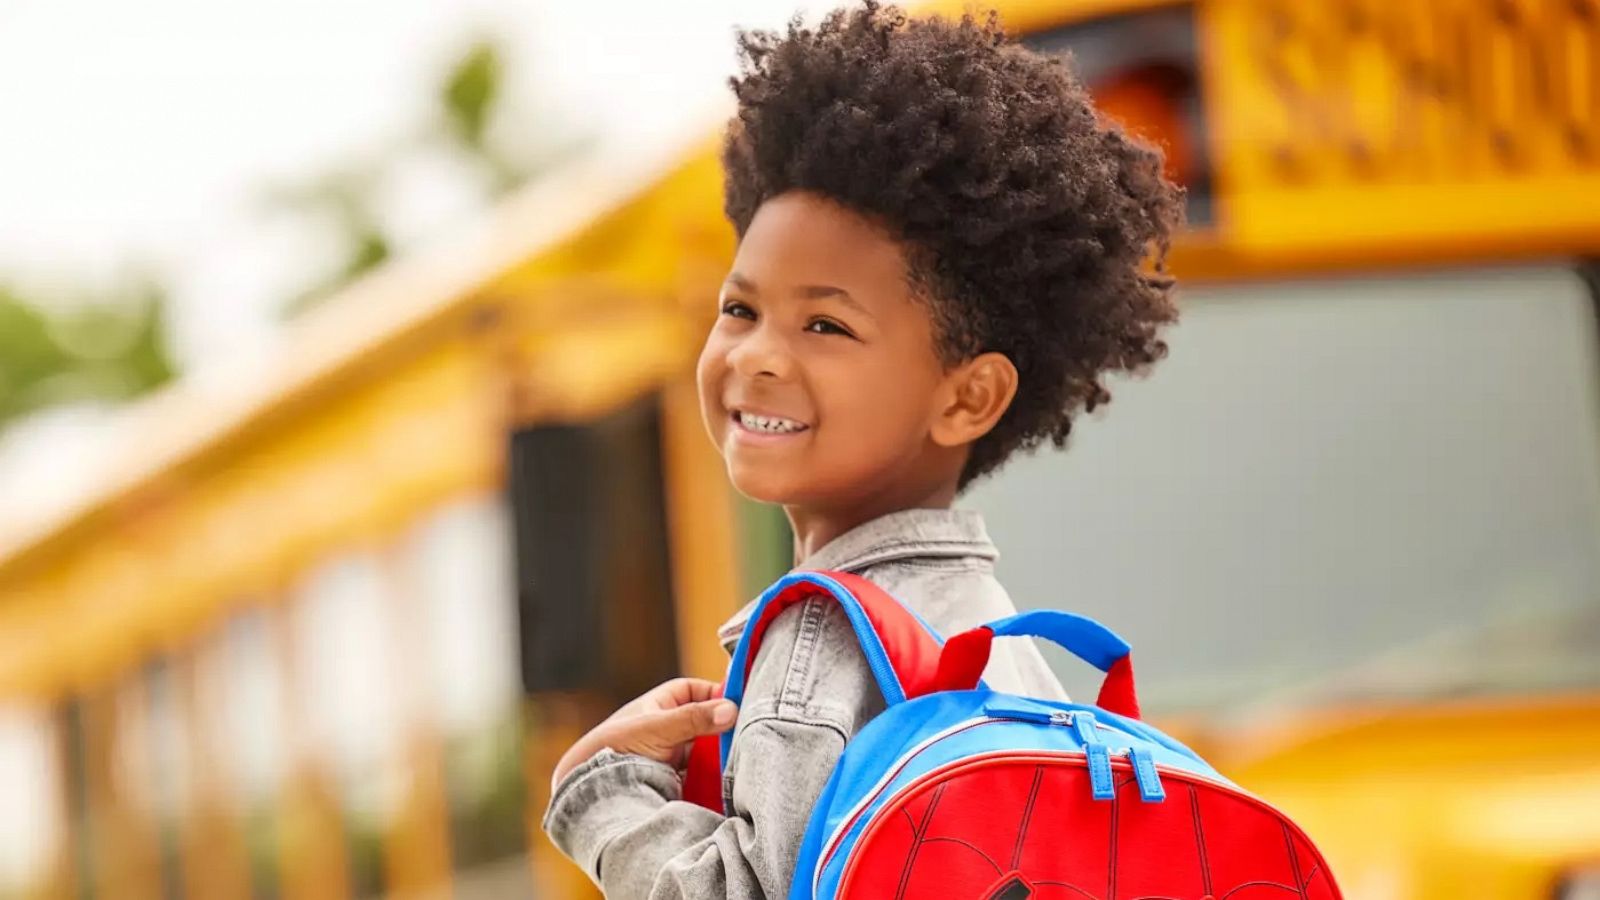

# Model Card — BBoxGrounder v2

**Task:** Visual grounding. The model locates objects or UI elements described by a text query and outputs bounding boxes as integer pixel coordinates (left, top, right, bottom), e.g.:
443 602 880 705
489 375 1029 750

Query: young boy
543 3 1180 896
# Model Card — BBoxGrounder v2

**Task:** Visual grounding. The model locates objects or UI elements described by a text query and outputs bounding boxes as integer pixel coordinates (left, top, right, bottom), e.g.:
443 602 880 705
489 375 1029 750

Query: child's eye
805 318 854 338
720 300 756 320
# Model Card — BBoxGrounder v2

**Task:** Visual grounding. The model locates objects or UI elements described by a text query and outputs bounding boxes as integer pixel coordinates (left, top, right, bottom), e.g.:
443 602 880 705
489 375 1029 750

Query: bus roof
0 115 719 577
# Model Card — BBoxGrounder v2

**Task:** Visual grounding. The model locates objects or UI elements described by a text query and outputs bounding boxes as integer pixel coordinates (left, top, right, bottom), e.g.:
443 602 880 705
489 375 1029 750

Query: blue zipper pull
1070 710 1115 801
1086 743 1115 800
1129 745 1166 803
983 705 1117 802
1070 710 1098 745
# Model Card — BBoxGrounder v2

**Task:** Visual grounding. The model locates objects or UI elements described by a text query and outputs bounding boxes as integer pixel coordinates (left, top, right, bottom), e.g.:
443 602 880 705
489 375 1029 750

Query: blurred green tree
0 280 177 432
270 164 396 319
0 35 567 431
441 40 522 194
276 37 579 317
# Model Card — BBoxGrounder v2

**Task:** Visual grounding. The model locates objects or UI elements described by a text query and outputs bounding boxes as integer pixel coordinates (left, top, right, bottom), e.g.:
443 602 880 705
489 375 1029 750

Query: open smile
730 409 811 438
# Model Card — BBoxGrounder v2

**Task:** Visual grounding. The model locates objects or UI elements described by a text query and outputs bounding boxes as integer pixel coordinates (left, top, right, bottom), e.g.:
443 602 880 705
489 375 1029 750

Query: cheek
816 359 935 445
696 336 728 428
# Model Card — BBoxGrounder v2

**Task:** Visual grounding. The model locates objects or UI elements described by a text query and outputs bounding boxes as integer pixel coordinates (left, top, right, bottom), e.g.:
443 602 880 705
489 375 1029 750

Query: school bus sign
1204 0 1600 266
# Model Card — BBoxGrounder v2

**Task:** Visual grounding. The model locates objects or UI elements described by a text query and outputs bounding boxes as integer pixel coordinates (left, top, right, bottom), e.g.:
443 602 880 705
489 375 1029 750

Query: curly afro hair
721 1 1182 488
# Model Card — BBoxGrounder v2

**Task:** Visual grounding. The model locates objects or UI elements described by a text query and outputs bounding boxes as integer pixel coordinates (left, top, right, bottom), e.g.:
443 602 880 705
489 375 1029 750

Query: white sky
0 707 56 887
0 0 831 347
0 0 834 528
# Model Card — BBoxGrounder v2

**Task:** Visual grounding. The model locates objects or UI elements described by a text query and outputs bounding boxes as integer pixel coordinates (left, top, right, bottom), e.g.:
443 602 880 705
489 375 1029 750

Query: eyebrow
725 272 875 319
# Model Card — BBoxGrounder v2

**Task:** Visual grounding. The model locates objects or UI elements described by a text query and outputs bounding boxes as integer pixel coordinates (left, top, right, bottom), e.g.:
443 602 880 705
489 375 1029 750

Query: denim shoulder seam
867 557 991 574
776 595 828 711
827 539 996 573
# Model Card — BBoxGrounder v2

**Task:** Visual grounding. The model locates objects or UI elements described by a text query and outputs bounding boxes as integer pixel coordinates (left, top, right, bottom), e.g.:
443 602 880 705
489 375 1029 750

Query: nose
726 319 795 381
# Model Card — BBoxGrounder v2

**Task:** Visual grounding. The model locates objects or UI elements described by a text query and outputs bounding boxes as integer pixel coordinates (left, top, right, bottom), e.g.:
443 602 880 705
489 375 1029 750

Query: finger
647 677 724 710
640 699 738 745
664 677 724 705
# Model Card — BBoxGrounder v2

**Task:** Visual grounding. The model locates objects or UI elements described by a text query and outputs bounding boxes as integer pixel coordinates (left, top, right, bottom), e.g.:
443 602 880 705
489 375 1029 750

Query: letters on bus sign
1205 0 1600 261
1237 0 1597 180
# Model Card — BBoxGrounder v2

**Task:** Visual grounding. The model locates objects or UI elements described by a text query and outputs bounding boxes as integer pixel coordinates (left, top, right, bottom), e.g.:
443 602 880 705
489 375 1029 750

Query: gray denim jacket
542 508 1067 899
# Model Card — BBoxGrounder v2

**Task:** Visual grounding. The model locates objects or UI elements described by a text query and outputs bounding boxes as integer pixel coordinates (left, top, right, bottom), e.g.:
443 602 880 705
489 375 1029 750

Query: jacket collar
715 507 997 651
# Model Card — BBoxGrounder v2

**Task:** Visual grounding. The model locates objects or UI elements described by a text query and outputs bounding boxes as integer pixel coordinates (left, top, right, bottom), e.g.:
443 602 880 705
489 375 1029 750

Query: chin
728 453 844 507
726 463 799 506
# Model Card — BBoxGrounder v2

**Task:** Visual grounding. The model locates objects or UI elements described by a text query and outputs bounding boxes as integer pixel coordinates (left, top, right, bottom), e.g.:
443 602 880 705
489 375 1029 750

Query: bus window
967 265 1600 712
509 398 680 702
290 555 402 900
203 608 288 900
401 497 529 893
0 706 61 899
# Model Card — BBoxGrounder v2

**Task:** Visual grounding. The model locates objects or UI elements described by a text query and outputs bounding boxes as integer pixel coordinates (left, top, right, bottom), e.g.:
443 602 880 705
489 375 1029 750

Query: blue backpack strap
942 608 1143 720
983 609 1131 670
719 571 946 769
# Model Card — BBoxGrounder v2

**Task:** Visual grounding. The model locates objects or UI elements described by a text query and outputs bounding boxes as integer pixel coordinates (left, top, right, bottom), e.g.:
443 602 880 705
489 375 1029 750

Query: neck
785 479 960 565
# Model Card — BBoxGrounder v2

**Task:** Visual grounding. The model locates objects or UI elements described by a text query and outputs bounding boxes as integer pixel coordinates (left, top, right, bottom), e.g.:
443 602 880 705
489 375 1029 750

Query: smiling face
696 191 965 514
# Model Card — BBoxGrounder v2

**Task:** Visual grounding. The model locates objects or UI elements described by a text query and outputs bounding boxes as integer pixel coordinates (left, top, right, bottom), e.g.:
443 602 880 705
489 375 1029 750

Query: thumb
650 698 738 744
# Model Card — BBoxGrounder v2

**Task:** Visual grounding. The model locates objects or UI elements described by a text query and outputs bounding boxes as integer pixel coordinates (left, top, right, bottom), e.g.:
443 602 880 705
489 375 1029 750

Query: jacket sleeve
541 598 881 899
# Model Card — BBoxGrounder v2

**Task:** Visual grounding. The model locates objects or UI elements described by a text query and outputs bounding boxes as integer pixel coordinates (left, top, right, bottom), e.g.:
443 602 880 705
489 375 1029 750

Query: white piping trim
811 715 994 895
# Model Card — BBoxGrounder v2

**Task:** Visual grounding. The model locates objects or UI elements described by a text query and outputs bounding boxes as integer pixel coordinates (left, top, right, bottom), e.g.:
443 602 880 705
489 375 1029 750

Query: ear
930 352 1018 448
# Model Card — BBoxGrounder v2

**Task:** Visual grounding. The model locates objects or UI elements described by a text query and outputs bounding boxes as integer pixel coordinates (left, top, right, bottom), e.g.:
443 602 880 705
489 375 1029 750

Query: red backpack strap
685 570 948 813
685 571 945 812
683 726 726 811
725 570 947 709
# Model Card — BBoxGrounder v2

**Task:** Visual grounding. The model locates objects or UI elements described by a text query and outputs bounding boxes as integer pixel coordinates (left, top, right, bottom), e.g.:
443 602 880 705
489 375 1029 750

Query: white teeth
738 412 806 434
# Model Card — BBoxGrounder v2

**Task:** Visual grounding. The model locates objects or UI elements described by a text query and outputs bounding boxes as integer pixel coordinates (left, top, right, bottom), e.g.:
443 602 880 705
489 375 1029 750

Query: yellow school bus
0 1 1596 898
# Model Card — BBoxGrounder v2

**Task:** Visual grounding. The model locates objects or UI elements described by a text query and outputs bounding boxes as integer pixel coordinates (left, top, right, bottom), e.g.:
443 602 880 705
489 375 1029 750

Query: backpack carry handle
717 570 948 770
935 609 1142 720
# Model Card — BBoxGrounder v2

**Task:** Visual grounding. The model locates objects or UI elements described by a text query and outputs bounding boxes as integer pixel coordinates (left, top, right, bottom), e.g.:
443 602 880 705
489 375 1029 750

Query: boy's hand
552 677 738 791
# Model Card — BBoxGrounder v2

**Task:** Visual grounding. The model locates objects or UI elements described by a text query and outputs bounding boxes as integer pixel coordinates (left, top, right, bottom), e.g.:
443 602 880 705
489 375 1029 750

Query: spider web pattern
839 757 1339 899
